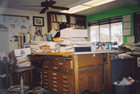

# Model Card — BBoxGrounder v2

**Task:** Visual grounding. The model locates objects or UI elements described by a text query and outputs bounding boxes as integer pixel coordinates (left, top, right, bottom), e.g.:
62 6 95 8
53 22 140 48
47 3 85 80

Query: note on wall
0 15 31 37
127 36 134 43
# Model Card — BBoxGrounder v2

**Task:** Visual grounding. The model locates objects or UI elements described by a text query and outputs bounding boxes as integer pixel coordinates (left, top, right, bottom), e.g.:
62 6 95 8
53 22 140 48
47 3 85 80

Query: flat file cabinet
31 52 112 94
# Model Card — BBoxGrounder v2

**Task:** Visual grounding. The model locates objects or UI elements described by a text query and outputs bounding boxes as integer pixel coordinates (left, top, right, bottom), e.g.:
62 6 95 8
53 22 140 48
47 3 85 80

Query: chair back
8 53 17 75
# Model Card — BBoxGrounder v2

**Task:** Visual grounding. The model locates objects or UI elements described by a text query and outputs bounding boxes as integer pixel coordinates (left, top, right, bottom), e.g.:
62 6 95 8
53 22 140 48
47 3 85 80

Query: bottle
108 43 112 50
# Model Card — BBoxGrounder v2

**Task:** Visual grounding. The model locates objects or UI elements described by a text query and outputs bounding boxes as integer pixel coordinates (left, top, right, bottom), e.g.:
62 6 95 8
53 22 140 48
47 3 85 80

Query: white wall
0 7 48 36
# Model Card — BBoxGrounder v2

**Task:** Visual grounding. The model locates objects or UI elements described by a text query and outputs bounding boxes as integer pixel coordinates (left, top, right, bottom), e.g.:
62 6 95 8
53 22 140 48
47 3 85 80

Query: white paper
123 22 131 29
3 19 11 27
10 17 16 24
14 48 31 56
123 14 131 22
123 29 131 36
50 29 57 38
16 61 31 67
9 27 15 36
21 28 30 33
23 19 31 28
15 19 23 29
127 36 134 43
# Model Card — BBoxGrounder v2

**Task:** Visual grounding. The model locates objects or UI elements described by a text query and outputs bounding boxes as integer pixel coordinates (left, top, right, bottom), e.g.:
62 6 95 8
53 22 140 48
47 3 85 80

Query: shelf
47 11 86 33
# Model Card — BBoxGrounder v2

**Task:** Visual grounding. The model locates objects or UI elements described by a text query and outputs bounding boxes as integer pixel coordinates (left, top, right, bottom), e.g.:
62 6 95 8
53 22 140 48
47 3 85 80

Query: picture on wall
33 16 44 26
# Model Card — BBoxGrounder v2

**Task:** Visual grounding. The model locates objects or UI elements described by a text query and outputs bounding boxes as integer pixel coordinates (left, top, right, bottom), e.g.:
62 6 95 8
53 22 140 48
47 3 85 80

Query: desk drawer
45 70 73 81
53 59 74 73
42 59 53 70
43 82 74 94
53 59 73 70
30 56 42 61
43 77 73 86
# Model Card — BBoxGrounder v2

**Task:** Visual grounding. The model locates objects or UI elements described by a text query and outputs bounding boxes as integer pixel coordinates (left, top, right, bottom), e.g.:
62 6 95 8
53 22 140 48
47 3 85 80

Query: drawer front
53 59 74 74
43 77 73 86
42 59 53 70
30 56 42 61
46 70 73 81
53 59 73 70
43 82 74 94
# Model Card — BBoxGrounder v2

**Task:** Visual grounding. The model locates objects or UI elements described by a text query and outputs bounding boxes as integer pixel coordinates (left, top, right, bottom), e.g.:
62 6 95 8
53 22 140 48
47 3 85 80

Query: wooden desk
30 50 118 94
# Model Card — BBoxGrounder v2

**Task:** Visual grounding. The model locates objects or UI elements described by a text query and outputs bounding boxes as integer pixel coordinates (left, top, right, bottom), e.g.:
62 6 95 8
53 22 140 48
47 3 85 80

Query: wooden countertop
32 52 74 56
32 50 119 56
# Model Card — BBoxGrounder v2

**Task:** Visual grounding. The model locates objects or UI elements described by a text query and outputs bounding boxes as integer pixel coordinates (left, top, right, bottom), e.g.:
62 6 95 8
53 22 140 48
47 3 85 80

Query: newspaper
114 76 135 85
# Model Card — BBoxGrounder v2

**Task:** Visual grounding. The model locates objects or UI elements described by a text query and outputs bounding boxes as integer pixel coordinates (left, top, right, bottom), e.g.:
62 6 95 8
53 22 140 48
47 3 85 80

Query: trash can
113 81 133 94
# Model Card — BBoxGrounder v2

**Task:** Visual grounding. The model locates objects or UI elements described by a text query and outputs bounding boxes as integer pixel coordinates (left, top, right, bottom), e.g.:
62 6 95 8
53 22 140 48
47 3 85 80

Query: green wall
87 2 140 44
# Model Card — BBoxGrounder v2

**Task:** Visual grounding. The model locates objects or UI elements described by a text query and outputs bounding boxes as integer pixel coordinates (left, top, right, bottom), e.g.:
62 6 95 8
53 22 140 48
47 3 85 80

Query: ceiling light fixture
83 0 116 7
61 0 116 13
61 5 91 14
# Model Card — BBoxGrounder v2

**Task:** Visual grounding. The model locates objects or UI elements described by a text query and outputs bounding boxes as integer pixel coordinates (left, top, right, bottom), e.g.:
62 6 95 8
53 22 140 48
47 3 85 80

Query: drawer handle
53 84 57 87
53 88 57 91
70 60 73 69
63 84 68 88
44 66 48 69
53 67 58 69
63 80 67 83
63 76 67 79
44 72 47 74
44 82 48 85
44 79 48 81
63 88 68 92
53 73 57 75
59 63 63 65
44 75 48 78
44 86 48 88
53 81 57 83
53 77 57 79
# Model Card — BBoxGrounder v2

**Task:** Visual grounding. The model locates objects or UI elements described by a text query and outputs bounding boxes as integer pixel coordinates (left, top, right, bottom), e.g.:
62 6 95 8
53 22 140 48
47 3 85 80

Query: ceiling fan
22 0 70 14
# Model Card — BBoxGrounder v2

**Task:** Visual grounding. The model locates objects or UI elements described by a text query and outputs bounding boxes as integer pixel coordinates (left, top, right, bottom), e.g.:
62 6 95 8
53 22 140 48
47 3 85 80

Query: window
111 22 122 43
88 16 123 44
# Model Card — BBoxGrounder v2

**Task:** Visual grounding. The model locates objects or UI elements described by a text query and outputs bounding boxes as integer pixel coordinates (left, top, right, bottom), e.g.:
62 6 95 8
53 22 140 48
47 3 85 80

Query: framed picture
35 27 42 36
33 16 44 26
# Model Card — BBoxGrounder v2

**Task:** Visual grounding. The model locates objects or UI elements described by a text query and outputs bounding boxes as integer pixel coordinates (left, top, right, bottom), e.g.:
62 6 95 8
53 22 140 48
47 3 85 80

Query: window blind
88 16 122 26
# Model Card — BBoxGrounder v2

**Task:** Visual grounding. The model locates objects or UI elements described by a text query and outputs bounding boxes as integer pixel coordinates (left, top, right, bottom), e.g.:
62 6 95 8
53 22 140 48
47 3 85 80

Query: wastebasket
113 81 133 94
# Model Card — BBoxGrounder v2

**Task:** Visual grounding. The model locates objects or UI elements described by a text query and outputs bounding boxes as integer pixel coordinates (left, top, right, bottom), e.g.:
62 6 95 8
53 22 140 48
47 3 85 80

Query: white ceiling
0 0 140 15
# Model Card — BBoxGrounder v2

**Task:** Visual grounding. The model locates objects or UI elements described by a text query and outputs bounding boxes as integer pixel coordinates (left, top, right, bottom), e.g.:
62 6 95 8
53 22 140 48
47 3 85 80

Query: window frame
88 16 122 43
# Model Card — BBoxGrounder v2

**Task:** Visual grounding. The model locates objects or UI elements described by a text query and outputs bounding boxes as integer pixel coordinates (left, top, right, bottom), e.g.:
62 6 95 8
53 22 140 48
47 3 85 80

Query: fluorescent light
61 0 116 13
83 0 116 7
61 5 91 13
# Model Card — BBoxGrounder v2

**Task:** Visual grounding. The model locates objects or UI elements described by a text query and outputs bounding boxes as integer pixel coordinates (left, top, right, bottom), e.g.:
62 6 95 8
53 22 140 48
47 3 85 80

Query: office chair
7 52 35 94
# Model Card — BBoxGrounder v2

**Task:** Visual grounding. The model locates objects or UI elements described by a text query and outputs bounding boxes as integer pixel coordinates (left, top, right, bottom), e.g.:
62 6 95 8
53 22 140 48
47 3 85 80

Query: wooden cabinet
47 11 86 32
30 52 111 94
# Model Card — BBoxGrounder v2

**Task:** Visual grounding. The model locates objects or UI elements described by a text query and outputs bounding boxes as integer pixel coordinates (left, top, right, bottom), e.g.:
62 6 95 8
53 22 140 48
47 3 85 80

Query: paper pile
54 37 95 52
16 55 31 67
14 48 31 67
114 76 135 85
51 27 94 52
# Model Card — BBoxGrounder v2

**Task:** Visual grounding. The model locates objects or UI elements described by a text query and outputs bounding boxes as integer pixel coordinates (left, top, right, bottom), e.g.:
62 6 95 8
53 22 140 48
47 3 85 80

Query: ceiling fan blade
40 8 47 14
51 6 69 10
49 0 56 6
22 5 42 7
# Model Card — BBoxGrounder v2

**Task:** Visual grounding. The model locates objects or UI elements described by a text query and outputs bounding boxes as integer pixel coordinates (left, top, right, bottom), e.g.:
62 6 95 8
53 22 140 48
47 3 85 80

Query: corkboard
0 14 29 29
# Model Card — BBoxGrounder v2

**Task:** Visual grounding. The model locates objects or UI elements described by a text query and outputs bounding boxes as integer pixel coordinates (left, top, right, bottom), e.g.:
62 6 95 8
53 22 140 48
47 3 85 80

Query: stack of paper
16 54 31 67
14 48 31 67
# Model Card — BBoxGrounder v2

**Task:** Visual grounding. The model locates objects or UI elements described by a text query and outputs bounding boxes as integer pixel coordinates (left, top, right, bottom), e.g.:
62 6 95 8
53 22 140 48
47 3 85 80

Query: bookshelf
47 11 86 32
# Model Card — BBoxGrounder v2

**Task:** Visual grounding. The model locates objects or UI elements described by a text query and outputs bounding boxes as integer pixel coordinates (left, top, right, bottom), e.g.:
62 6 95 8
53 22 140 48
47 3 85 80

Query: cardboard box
60 27 88 38
14 48 31 56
